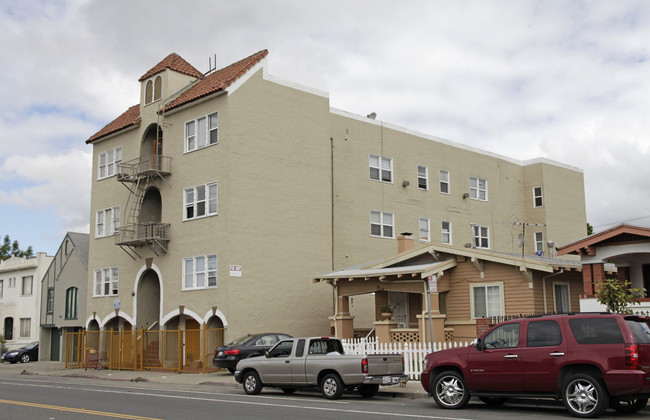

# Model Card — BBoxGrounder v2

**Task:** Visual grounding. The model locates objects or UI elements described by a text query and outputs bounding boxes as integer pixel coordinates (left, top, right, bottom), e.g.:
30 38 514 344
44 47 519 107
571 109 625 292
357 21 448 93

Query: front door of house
389 292 409 328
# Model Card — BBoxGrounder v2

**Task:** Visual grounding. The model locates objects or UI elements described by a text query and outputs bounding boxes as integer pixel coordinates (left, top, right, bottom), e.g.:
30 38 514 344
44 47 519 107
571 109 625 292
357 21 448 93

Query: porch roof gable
558 224 650 256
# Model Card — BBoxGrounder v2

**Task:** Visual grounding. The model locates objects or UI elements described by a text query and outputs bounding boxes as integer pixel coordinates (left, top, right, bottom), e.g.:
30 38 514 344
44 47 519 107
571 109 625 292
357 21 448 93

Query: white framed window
65 287 78 319
21 276 33 296
439 170 450 194
96 206 120 238
98 146 122 179
184 182 218 220
19 318 31 338
369 154 393 183
417 165 428 190
473 225 490 249
370 210 394 238
94 267 119 297
534 231 544 255
419 217 430 242
553 282 570 313
46 288 54 313
470 176 488 201
144 75 162 105
442 220 452 244
0 280 3 298
533 186 543 208
183 254 218 290
470 282 503 319
185 112 218 152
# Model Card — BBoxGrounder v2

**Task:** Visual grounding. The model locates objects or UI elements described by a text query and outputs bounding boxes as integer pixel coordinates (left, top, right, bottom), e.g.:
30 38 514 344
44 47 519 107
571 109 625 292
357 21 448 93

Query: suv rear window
527 320 562 347
625 319 650 344
569 318 623 344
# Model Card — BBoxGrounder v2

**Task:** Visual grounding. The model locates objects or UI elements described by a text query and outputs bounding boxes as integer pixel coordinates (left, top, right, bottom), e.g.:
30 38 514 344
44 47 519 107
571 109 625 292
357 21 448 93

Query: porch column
334 296 355 339
592 263 606 293
582 263 594 296
418 291 445 343
374 319 399 343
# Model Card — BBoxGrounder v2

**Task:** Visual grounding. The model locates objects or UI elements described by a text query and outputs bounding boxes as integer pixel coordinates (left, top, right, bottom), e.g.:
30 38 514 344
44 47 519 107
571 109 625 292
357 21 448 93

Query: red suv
420 313 650 418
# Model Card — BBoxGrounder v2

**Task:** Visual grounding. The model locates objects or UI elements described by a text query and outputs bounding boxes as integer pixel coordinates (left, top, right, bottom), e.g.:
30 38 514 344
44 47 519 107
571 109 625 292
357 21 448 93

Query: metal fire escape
116 154 171 259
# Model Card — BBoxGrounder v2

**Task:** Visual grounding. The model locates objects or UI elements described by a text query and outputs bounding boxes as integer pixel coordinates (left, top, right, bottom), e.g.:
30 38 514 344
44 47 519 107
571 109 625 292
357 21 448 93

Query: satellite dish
517 233 525 248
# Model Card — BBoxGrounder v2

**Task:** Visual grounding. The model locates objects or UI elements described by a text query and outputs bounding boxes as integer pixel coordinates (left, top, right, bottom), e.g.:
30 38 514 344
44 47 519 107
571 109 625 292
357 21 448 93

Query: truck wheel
358 384 379 398
242 371 263 395
610 397 648 413
321 373 344 399
432 370 470 409
562 373 609 418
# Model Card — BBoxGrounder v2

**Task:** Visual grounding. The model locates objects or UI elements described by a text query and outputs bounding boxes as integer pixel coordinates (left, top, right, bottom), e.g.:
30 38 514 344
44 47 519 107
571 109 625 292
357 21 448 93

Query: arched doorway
141 124 163 169
137 269 161 330
140 188 162 225
3 317 13 340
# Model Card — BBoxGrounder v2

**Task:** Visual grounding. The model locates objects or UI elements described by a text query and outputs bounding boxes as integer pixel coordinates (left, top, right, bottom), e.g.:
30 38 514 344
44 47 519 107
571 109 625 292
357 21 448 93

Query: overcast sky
1 0 649 255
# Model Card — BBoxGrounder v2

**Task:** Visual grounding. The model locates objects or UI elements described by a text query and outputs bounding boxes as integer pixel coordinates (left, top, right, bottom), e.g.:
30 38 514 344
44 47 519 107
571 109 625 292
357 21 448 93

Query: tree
0 234 34 261
595 277 646 314
586 222 594 235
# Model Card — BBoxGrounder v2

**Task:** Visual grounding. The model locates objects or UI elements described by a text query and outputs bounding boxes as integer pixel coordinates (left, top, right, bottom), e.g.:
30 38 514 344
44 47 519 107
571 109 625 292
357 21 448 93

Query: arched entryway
140 188 162 225
141 124 163 170
137 269 161 330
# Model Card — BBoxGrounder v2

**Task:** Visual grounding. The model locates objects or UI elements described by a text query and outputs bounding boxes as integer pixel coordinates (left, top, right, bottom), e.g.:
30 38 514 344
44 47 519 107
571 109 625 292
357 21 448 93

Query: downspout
542 269 564 313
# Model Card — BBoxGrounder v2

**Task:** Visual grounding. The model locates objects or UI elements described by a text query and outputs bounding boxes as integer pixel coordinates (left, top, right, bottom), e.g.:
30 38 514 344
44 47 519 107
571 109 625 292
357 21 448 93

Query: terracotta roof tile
162 49 268 112
86 104 140 144
139 53 203 81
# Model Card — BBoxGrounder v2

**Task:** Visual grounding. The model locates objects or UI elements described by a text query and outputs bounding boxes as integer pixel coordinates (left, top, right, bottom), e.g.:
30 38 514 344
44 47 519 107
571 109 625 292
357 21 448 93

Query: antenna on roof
206 54 217 75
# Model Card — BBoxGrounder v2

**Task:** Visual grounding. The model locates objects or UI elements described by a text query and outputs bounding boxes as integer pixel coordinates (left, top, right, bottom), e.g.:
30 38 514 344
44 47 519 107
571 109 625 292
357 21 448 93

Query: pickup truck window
484 323 519 349
296 339 306 357
269 340 294 358
308 339 344 355
527 320 562 347
569 318 623 344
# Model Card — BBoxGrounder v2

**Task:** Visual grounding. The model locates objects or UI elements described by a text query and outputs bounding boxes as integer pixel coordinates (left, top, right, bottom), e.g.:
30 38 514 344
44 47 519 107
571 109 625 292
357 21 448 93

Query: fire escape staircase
116 155 172 259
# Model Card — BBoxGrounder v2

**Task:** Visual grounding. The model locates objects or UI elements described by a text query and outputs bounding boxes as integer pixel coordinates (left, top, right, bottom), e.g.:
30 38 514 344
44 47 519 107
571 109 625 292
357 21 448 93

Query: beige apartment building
85 50 587 345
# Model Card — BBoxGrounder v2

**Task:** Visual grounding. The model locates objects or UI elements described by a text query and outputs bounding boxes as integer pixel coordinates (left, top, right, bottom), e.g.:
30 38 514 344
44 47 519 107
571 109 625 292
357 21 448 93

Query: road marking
0 398 162 419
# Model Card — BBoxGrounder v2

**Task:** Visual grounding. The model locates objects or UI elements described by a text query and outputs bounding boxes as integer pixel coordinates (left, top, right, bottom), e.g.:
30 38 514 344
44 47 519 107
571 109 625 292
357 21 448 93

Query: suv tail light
361 357 368 374
625 343 639 370
224 349 240 356
402 355 405 373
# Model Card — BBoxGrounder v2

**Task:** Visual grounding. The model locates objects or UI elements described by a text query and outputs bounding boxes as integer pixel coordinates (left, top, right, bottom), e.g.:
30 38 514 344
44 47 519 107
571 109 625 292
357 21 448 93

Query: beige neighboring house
0 253 53 350
84 49 587 350
39 233 89 361
314 235 585 342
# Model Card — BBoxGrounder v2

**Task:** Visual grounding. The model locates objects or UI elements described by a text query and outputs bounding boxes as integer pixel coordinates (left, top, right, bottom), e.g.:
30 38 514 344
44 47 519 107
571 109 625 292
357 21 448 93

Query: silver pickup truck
234 336 407 399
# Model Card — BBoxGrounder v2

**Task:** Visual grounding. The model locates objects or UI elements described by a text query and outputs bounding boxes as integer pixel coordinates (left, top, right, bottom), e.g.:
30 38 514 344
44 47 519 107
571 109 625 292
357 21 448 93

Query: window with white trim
417 165 428 190
471 283 503 318
535 231 544 254
473 225 489 249
98 146 122 179
21 276 33 296
419 217 430 242
144 75 162 105
369 154 393 183
46 288 54 313
183 254 218 290
65 287 78 319
94 267 119 297
553 282 570 313
185 112 218 152
370 210 394 238
96 206 120 238
470 176 487 201
533 186 543 208
184 182 218 220
442 221 452 244
19 318 31 338
440 170 450 194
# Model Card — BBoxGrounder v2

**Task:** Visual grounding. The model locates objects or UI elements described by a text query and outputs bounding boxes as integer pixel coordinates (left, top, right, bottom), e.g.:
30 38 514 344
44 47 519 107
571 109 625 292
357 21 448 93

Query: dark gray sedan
214 333 291 373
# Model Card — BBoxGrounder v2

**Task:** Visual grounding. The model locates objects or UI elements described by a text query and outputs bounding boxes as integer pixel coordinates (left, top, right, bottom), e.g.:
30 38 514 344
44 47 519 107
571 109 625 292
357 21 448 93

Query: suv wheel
610 397 648 413
432 370 470 409
562 373 609 418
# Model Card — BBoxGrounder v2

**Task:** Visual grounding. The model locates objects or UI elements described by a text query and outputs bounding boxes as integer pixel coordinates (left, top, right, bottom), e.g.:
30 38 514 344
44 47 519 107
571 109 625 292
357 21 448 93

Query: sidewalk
0 361 428 399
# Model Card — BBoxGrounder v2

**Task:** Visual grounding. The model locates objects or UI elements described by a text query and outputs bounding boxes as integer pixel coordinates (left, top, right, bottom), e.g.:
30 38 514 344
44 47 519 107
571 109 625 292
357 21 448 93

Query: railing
341 337 470 380
115 223 170 246
117 155 172 181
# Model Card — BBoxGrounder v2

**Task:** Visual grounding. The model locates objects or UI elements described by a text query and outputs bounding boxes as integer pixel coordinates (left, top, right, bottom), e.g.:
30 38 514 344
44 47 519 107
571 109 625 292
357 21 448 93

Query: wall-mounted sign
427 275 437 293
113 298 121 310
229 265 242 277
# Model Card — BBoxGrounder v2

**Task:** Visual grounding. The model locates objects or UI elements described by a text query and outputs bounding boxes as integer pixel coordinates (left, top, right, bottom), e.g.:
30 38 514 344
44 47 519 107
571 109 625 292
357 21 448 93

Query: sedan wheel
19 354 30 363
432 371 470 409
563 373 609 418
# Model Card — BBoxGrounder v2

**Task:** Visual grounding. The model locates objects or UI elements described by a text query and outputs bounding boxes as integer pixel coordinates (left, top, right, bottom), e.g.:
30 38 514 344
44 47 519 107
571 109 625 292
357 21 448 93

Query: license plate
382 376 390 384
217 351 223 356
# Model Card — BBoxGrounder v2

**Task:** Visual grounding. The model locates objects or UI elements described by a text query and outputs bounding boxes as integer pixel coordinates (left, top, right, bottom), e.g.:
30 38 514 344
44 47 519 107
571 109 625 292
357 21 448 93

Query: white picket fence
341 337 470 381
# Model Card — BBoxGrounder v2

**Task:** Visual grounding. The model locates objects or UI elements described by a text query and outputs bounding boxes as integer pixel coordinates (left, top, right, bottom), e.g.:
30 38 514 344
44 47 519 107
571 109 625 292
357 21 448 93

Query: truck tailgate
366 354 403 375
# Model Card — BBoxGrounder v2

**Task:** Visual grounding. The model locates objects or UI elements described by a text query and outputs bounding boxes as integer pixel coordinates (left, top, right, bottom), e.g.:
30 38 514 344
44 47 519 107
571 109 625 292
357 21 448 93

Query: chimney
397 232 414 253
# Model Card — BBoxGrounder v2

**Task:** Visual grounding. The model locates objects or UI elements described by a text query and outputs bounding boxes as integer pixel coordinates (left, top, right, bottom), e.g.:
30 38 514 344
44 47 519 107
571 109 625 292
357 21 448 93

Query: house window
94 267 119 297
417 165 428 190
21 276 33 296
185 112 218 152
96 206 120 238
184 182 218 220
419 217 430 242
369 154 393 183
442 221 452 244
0 279 3 298
534 231 544 255
439 170 450 194
9 278 15 288
473 225 490 249
98 146 122 179
144 76 162 104
183 254 218 290
554 282 570 313
370 210 394 238
471 283 503 318
46 288 54 314
19 318 31 338
65 287 78 319
533 186 543 208
470 176 488 201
